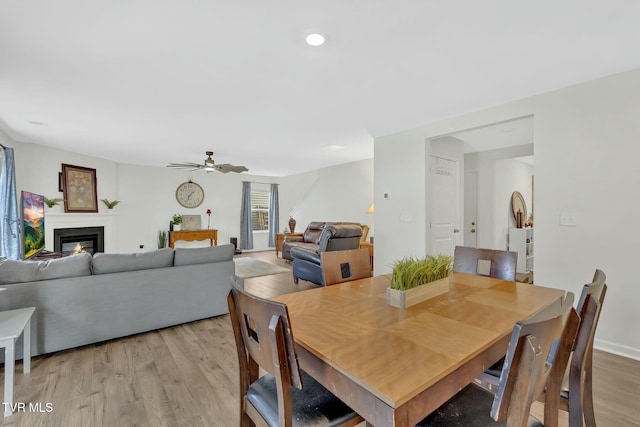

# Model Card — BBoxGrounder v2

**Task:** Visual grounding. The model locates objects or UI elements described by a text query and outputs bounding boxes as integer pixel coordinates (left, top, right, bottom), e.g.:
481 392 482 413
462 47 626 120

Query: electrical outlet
560 213 577 227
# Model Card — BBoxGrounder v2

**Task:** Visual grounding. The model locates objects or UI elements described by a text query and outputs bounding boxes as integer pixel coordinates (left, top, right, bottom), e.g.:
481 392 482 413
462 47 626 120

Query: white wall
464 144 534 249
279 158 375 238
374 131 428 272
494 157 534 249
5 137 281 253
375 68 640 359
4 134 374 254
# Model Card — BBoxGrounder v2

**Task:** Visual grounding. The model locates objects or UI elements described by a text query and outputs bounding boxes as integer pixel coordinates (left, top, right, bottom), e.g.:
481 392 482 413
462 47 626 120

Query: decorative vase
174 224 182 231
516 209 523 228
288 217 297 233
386 277 450 309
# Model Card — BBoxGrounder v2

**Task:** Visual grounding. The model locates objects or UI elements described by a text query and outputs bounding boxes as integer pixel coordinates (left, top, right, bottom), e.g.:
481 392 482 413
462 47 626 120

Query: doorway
443 116 534 250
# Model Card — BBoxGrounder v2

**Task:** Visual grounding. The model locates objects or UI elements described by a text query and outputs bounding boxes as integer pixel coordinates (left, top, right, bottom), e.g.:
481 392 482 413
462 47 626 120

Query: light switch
400 214 412 222
560 213 577 227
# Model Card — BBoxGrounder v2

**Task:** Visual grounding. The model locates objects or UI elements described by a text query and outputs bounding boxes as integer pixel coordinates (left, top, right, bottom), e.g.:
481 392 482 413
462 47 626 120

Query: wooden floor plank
0 250 636 426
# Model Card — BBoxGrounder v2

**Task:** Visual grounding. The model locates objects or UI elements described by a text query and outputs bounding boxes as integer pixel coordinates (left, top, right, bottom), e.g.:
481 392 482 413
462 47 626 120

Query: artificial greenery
101 198 120 209
172 214 183 225
390 254 453 291
158 230 167 249
44 197 63 208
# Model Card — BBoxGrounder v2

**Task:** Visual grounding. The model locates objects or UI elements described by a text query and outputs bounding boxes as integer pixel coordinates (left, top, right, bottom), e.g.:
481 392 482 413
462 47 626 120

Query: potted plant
386 254 453 309
44 197 63 209
172 214 183 231
101 198 120 209
158 230 167 249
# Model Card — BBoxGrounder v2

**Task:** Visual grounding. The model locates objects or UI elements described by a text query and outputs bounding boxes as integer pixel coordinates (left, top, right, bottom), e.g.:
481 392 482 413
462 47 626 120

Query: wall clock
176 179 205 208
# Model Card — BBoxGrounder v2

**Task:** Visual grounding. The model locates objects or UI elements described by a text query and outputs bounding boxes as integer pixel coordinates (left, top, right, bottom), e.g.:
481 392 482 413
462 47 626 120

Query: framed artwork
61 164 99 213
22 191 45 259
182 215 202 230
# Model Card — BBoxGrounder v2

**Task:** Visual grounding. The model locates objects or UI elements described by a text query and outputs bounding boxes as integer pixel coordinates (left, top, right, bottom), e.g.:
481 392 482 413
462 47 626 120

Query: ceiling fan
167 151 249 173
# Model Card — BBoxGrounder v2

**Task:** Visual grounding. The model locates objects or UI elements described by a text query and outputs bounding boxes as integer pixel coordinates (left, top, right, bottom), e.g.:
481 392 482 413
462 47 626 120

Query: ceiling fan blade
215 164 249 173
167 162 204 169
167 153 247 173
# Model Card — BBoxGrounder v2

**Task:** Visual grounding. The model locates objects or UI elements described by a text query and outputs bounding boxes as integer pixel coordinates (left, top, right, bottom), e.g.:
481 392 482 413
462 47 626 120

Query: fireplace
54 227 105 256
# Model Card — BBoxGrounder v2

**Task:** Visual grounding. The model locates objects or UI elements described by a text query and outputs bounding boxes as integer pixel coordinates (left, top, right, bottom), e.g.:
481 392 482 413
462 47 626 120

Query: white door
464 171 478 247
430 156 459 257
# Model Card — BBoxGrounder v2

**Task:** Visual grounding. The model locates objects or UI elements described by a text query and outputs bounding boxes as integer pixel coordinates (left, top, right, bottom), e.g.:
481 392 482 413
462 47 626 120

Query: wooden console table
169 230 218 248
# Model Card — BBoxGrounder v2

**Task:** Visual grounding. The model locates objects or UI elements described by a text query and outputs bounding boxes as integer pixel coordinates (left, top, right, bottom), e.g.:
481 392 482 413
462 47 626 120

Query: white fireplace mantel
45 213 118 253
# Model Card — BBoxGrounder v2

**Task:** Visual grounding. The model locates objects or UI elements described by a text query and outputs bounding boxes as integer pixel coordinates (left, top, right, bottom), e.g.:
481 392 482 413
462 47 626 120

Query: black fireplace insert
53 226 105 256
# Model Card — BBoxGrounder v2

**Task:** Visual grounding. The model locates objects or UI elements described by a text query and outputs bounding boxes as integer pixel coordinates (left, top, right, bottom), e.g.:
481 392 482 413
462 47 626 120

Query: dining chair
453 246 518 281
416 292 576 427
321 248 372 286
227 278 363 427
542 269 607 427
478 269 607 427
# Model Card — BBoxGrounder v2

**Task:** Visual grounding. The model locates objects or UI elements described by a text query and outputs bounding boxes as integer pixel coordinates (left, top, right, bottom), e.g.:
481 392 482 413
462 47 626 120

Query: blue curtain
0 147 21 259
240 181 253 250
268 183 279 247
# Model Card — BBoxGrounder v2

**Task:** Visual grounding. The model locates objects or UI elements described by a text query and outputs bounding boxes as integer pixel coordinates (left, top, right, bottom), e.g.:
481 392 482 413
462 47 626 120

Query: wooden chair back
453 246 518 281
491 292 576 424
544 269 607 427
227 278 303 426
360 225 370 242
321 248 372 286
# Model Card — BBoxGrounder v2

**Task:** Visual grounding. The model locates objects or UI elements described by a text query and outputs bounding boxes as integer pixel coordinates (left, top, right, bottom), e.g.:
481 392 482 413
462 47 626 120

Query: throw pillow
92 248 175 275
0 252 92 285
174 244 234 266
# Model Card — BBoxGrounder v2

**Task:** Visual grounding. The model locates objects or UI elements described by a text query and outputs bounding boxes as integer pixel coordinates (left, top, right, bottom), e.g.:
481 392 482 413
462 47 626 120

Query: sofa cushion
174 244 235 267
92 248 175 275
303 222 327 245
0 252 92 285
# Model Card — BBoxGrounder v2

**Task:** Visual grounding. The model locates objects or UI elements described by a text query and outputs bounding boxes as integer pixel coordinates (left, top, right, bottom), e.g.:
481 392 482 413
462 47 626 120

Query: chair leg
294 277 299 284
582 351 597 427
240 412 253 427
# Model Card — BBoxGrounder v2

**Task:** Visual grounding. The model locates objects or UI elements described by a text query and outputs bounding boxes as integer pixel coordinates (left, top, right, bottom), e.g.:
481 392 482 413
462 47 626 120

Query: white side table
0 307 35 417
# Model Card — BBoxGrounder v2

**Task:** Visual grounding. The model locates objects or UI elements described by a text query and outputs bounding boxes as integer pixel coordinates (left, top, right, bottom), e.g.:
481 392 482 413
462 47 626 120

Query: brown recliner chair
281 222 327 261
282 222 368 262
291 224 363 286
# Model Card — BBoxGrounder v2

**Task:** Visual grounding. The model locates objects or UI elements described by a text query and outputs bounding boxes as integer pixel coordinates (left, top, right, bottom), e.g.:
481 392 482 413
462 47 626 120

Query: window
251 188 270 231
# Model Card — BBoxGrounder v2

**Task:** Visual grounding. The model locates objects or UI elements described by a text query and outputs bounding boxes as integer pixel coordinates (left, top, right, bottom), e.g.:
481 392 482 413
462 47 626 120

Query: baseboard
595 338 640 361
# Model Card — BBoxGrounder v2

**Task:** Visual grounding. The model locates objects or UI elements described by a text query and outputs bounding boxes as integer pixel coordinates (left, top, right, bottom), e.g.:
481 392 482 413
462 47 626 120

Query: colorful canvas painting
22 191 45 259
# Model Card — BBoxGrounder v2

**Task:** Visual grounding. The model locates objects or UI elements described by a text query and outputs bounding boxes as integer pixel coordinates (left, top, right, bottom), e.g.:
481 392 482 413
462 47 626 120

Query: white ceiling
1 1 640 176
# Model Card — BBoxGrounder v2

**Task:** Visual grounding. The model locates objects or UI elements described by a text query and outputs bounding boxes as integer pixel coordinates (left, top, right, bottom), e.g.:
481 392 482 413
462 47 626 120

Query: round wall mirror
511 191 527 223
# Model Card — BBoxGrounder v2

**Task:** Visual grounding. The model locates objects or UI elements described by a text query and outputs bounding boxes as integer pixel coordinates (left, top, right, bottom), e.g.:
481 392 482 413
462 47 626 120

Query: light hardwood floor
0 251 638 426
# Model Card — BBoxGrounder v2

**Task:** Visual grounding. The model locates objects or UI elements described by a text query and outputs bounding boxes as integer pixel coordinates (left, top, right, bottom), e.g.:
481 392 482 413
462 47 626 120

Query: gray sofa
0 244 236 358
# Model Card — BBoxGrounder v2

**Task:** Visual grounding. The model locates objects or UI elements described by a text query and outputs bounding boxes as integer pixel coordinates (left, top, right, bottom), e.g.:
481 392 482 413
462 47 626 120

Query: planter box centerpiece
386 254 453 309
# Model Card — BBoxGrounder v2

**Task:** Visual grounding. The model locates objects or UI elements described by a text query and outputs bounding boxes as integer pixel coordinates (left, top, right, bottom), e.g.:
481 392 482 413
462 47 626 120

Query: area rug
235 257 290 279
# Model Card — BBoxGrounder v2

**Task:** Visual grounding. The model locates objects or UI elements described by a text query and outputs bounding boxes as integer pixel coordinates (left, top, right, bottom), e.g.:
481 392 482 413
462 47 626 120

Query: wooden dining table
272 272 566 427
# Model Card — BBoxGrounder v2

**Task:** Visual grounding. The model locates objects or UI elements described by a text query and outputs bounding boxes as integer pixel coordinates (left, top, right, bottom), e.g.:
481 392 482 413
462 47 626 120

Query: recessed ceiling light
306 33 325 47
